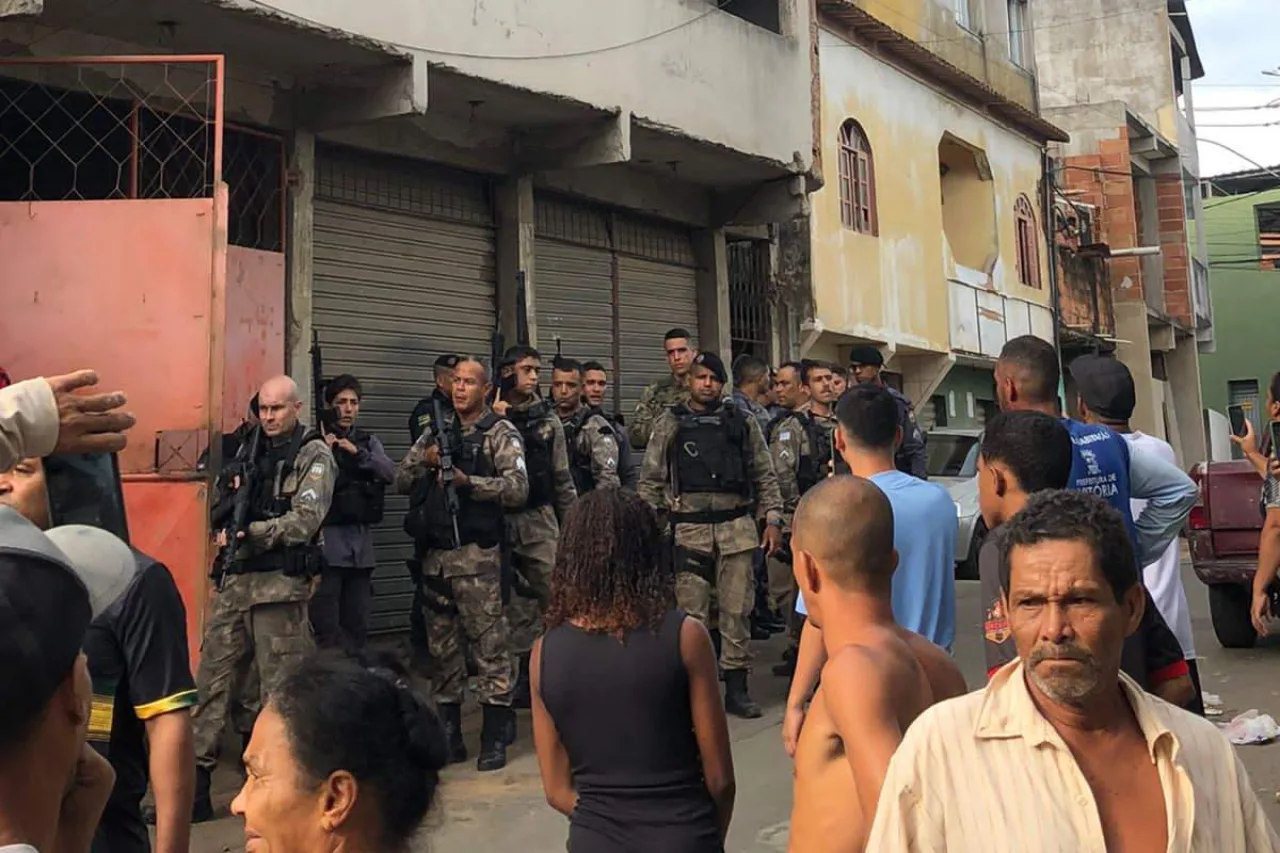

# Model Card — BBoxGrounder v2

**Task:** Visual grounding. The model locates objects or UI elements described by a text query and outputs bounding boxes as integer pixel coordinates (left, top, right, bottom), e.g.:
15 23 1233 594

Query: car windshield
927 434 980 478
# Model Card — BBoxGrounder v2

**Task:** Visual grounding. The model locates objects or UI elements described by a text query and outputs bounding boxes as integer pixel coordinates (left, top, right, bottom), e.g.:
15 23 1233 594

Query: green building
1197 167 1280 451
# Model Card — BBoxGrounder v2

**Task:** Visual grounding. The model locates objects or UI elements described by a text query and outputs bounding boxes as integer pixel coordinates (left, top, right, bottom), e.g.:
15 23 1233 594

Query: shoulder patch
308 462 326 477
779 430 792 441
516 456 527 472
298 488 318 503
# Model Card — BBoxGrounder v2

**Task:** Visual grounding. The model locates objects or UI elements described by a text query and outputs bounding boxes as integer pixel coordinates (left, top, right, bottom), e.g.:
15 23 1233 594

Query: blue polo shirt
796 470 957 650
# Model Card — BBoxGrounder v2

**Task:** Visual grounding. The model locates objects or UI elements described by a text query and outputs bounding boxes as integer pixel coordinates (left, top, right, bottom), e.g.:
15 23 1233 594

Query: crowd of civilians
3 345 1280 853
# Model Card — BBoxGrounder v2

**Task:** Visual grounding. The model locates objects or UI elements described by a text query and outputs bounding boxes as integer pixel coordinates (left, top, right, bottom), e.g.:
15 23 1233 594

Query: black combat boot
510 653 532 710
191 766 214 824
772 643 797 678
477 704 514 772
724 670 763 719
438 702 467 765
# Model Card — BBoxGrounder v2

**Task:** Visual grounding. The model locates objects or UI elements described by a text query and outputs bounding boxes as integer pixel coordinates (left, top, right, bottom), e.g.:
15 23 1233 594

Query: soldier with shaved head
786 476 966 853
191 374 336 821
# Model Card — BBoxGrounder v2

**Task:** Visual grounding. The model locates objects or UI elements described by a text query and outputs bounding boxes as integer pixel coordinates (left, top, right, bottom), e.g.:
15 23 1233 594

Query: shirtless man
787 476 966 853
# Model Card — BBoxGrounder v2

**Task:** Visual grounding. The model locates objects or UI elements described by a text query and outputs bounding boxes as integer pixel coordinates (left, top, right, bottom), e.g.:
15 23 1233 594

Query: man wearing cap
409 354 459 443
0 459 197 853
191 374 336 820
628 328 696 450
0 507 142 853
639 351 785 718
848 345 928 479
1072 353 1203 714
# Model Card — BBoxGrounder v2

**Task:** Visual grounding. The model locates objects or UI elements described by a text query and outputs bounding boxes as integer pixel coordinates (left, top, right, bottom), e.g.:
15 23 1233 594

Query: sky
1185 0 1280 177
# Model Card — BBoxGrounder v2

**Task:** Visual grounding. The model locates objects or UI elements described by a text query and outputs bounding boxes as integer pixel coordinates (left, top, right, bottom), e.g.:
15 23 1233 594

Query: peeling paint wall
812 26 1049 354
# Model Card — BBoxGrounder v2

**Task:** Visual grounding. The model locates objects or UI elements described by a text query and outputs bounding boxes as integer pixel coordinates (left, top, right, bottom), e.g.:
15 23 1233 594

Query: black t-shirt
85 552 197 853
979 524 1188 689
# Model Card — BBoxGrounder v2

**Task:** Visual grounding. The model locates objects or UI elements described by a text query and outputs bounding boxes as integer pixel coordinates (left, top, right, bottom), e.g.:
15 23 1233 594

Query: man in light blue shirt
794 384 956 650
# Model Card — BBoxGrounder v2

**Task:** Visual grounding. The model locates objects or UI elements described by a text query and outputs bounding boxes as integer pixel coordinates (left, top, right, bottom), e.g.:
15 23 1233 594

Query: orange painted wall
223 246 286 431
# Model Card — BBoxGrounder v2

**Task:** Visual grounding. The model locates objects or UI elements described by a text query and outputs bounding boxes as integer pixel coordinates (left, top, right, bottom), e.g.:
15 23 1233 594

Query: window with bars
837 119 877 235
728 239 771 360
1014 194 1041 288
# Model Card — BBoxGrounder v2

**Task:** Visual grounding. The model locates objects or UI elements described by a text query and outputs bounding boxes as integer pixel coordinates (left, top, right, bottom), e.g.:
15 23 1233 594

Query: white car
926 428 985 579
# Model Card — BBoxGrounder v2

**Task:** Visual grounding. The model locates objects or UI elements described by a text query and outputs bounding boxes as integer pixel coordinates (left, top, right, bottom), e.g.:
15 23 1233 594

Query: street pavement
189 556 1280 852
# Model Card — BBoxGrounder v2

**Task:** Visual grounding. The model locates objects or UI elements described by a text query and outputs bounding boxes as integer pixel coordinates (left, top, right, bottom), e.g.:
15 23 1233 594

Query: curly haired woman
530 488 735 853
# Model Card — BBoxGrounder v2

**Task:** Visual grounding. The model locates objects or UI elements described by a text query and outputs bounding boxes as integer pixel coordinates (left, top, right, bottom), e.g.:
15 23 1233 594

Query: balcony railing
949 279 1055 357
1055 247 1116 339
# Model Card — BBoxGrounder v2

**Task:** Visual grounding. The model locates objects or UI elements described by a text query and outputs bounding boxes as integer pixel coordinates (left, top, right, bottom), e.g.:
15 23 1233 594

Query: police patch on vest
983 599 1010 644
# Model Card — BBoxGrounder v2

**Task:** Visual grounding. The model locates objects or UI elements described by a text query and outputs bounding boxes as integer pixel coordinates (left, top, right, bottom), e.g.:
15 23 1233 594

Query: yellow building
782 0 1068 429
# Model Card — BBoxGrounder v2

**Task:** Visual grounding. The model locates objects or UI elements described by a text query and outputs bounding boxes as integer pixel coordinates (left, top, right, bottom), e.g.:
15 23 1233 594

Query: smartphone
1229 405 1248 437
43 452 130 544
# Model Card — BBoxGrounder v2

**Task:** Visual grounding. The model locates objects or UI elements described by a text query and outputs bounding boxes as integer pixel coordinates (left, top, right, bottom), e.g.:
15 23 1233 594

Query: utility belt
213 542 324 581
669 505 753 526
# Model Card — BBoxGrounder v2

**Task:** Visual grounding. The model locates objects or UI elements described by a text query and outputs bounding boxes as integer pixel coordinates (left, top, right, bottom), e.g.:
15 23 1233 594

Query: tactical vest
410 413 506 551
508 401 556 509
794 413 835 494
603 412 637 489
1063 419 1140 550
562 407 598 495
238 424 325 576
323 429 386 527
671 401 751 497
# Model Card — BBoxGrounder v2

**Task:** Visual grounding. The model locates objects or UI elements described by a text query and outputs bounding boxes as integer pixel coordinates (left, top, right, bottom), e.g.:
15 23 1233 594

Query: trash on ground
1221 710 1280 745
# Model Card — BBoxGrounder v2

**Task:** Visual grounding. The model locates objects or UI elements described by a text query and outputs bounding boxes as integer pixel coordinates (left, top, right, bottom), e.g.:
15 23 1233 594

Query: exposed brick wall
1156 175 1191 325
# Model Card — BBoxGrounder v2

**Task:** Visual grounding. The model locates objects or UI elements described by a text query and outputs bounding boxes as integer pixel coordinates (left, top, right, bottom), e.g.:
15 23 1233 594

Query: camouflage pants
676 548 755 671
424 545 514 706
231 659 260 734
767 554 799 632
192 576 313 772
507 536 556 656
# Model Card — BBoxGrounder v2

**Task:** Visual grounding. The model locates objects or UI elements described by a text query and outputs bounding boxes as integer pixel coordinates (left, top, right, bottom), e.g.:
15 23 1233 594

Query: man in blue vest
986 336 1198 705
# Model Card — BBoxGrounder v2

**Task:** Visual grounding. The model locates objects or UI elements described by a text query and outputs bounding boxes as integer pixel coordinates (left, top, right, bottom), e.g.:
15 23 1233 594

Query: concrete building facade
1031 0 1211 467
782 0 1064 426
0 0 818 633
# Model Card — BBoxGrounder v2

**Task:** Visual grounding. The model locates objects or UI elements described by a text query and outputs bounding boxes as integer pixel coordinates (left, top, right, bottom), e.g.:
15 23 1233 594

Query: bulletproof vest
508 401 556 509
1063 419 1140 550
562 407 597 496
416 413 506 551
240 424 324 574
324 429 386 527
671 401 750 497
765 409 792 444
795 413 835 494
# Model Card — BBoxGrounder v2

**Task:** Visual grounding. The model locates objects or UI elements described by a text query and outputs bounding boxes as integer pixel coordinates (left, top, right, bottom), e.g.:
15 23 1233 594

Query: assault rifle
215 424 262 589
310 329 337 432
431 397 462 549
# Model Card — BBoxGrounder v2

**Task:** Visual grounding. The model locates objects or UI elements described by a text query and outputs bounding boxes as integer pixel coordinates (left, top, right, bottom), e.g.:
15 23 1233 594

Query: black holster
674 544 717 585
282 544 324 579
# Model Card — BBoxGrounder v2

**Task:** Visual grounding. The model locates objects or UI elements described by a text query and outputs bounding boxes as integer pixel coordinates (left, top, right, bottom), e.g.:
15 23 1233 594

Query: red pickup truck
1188 460 1265 648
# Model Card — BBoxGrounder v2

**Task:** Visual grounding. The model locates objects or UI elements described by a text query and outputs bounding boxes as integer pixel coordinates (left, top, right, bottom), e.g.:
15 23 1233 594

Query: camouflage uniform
561 406 622 492
396 410 528 706
192 432 335 774
628 373 690 450
506 399 577 655
638 405 783 671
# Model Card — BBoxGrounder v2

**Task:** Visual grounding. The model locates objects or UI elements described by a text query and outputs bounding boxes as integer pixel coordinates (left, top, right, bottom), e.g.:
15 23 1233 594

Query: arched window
838 120 877 235
1014 194 1041 288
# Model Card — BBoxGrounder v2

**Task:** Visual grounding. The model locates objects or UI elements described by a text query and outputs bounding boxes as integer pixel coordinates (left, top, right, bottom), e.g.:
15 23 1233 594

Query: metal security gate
616 217 699 418
313 144 496 633
532 194 700 421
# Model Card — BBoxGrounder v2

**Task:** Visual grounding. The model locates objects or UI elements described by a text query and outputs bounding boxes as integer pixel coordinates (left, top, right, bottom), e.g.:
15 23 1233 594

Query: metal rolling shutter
533 196 618 412
616 215 699 418
312 145 496 634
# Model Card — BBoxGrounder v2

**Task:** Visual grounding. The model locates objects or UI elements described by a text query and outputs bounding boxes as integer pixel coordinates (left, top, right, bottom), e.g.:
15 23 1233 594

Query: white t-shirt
1125 431 1197 660
0 845 40 853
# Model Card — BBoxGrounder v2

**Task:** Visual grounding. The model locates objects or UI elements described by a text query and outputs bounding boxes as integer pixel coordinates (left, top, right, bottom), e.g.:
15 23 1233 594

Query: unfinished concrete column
1113 304 1160 440
495 176 536 346
1166 334 1207 466
285 128 316 409
694 228 731 357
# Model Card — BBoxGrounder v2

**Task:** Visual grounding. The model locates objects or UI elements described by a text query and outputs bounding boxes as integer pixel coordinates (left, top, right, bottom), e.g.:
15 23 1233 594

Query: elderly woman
531 488 735 853
231 653 447 853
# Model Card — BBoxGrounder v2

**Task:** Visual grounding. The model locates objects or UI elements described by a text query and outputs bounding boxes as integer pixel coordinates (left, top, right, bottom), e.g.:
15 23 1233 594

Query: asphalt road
189 555 1280 852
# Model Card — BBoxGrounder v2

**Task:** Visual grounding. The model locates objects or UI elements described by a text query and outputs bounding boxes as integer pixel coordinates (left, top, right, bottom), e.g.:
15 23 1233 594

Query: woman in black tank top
531 489 735 853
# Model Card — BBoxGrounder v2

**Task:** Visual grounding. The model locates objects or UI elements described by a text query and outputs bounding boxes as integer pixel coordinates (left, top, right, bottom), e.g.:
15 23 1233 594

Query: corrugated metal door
533 196 617 411
312 144 496 634
616 215 699 417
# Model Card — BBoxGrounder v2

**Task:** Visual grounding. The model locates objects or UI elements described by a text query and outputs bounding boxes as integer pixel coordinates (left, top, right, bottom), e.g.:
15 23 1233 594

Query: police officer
313 373 394 651
582 359 637 487
638 352 785 719
551 356 621 494
768 360 838 676
409 353 458 442
766 361 809 444
191 375 336 819
732 354 773 436
396 357 527 771
848 345 927 479
497 345 577 706
628 327 696 450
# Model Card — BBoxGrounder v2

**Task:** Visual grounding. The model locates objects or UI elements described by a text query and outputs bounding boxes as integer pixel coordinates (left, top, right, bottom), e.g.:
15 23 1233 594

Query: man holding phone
0 456 197 853
1230 372 1280 636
